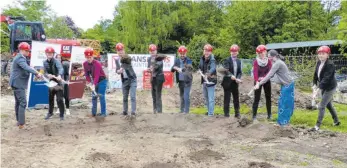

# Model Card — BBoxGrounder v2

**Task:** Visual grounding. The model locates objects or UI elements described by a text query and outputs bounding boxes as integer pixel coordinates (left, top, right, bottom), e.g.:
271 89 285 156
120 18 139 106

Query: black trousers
223 82 240 117
63 84 69 109
252 81 271 118
49 85 65 117
151 77 164 113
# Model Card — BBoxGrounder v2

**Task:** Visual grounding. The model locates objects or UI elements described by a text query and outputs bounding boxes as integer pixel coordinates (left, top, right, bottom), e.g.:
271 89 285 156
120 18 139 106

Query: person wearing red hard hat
171 45 193 113
9 42 42 129
43 46 66 120
252 44 272 121
147 44 165 113
254 49 295 127
115 43 137 117
55 47 72 116
83 47 108 118
198 44 217 116
221 44 242 118
60 52 71 115
310 46 340 131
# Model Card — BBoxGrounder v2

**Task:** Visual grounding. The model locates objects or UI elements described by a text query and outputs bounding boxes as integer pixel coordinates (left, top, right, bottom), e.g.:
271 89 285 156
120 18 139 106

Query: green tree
186 34 208 68
44 16 75 39
337 1 347 56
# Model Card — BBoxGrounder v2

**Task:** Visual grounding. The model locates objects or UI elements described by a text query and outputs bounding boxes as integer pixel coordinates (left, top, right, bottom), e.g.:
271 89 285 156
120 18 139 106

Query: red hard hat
84 48 94 57
256 45 267 53
45 46 55 53
317 46 331 54
148 44 157 51
204 44 213 52
18 42 31 51
115 43 124 51
230 44 240 52
178 46 187 53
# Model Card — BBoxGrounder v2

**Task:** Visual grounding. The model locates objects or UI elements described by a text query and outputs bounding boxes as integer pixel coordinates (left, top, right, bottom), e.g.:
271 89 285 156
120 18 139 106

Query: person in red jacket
252 45 272 121
83 48 108 117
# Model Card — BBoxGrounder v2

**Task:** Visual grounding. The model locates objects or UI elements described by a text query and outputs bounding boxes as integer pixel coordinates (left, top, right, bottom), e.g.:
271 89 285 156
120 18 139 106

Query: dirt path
1 94 347 168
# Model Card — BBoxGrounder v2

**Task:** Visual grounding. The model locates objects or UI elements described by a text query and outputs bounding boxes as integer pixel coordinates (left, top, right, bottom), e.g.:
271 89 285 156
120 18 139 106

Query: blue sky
0 0 119 30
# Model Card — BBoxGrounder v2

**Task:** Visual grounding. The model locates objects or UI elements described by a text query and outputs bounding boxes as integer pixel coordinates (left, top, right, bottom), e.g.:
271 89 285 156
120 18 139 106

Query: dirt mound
1 76 12 96
238 117 252 127
188 149 225 163
248 162 276 168
86 152 112 162
143 162 182 168
189 74 311 108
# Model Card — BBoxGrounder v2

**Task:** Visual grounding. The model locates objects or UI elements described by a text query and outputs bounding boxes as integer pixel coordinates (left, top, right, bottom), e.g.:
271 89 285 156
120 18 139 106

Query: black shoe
45 113 53 120
224 114 230 117
131 112 136 116
235 115 241 119
123 112 128 116
333 121 341 126
60 117 64 121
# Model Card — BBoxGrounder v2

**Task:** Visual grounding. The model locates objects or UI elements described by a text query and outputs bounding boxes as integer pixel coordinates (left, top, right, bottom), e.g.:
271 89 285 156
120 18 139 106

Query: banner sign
27 41 61 108
107 54 175 89
69 46 87 99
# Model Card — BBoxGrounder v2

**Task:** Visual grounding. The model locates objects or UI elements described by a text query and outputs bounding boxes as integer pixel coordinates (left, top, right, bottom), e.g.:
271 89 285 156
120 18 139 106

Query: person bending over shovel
10 42 42 129
83 48 108 117
171 45 193 114
254 50 294 126
310 46 340 131
221 44 242 118
115 43 137 117
43 47 65 120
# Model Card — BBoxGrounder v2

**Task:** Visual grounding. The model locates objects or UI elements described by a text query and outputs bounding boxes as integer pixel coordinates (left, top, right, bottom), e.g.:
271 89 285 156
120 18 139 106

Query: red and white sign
107 54 175 90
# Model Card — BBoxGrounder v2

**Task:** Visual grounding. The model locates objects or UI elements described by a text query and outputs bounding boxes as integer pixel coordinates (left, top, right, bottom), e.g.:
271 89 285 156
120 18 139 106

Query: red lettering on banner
142 70 174 90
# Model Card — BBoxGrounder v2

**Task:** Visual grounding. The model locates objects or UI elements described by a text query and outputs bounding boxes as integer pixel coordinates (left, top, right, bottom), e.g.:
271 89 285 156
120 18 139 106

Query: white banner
30 41 61 66
107 54 175 89
27 41 62 108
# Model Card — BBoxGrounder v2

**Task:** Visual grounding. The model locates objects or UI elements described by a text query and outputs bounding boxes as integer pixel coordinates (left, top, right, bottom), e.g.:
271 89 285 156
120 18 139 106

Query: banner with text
107 54 175 89
27 41 62 108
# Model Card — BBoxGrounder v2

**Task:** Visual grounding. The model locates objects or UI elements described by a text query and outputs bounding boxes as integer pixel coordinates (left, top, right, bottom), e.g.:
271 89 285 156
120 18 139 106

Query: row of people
10 42 340 131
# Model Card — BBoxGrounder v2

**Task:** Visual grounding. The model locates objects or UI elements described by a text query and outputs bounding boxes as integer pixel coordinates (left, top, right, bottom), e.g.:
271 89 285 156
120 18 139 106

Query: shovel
87 84 101 97
198 70 214 85
307 88 319 110
41 76 58 88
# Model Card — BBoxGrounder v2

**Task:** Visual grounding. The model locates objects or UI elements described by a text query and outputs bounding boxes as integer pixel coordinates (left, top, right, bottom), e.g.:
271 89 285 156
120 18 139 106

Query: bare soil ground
1 75 347 168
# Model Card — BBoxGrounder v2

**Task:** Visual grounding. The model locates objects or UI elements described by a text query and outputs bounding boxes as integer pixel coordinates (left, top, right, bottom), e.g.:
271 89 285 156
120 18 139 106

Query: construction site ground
1 75 347 168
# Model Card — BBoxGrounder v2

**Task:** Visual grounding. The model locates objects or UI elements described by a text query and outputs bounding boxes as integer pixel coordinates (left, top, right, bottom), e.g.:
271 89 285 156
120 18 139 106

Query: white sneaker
55 108 60 114
66 109 70 115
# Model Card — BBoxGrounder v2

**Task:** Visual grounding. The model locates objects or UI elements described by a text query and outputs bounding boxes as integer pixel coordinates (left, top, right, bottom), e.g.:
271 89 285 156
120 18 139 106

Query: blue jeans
92 79 107 116
122 79 137 114
184 86 191 113
178 82 192 113
203 83 215 116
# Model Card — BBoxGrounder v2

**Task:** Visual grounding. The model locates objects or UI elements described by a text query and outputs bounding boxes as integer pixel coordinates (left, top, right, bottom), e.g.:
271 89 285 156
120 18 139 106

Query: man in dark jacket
221 44 242 118
311 46 340 131
171 46 193 113
10 42 42 129
43 47 65 121
55 54 71 115
115 43 137 116
147 44 165 113
198 44 217 116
